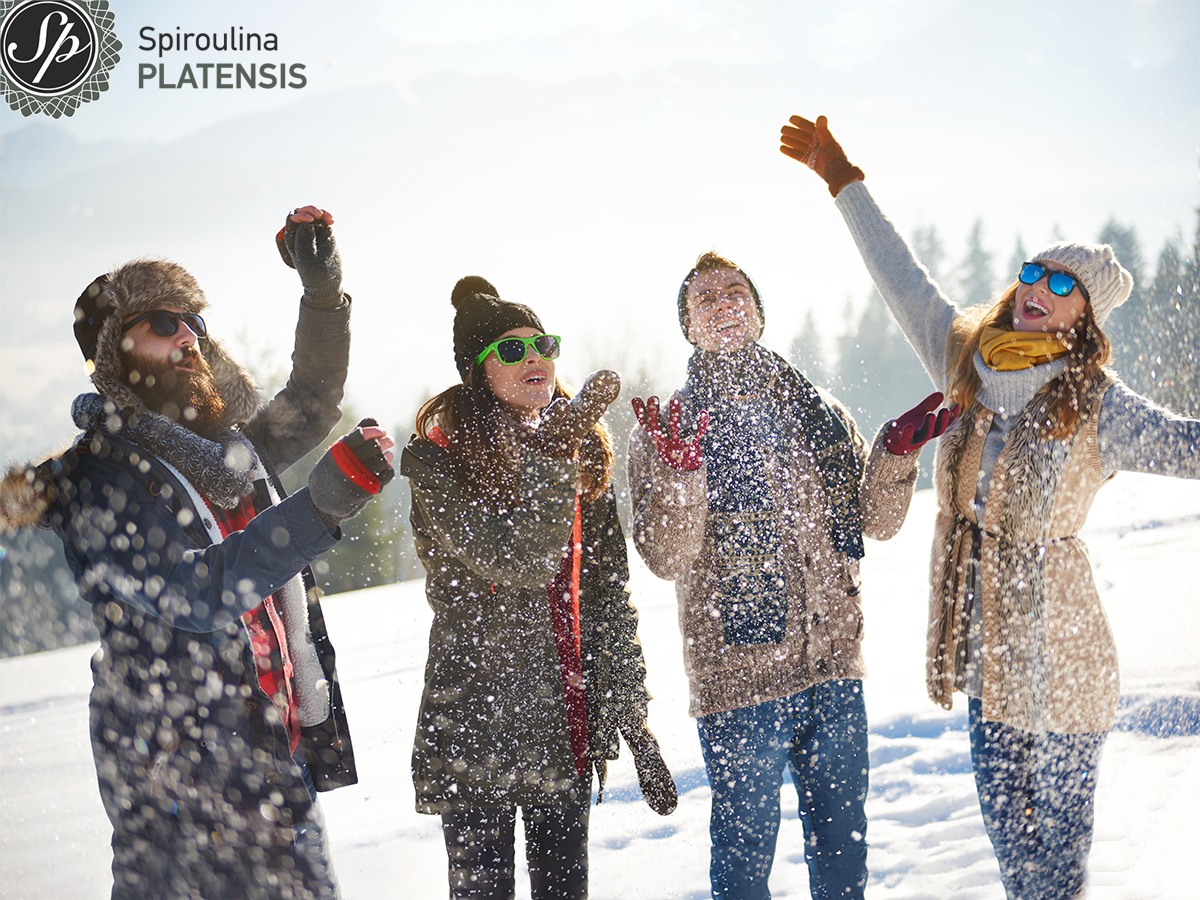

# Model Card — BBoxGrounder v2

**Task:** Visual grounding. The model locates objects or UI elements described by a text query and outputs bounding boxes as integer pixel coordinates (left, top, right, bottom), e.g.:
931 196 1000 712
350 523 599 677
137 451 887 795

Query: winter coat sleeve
1098 381 1200 479
401 437 578 588
859 425 920 541
833 180 959 387
819 388 916 541
581 491 651 760
51 448 338 633
627 423 709 581
243 299 351 473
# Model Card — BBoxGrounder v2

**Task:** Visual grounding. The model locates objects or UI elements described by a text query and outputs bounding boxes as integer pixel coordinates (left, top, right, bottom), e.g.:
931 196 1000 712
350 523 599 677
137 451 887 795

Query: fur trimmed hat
72 259 261 426
1030 241 1133 327
450 276 545 381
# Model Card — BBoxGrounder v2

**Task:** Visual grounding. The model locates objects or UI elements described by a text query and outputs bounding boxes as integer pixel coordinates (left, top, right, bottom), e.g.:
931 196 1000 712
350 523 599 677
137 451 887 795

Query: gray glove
280 213 344 308
308 419 394 523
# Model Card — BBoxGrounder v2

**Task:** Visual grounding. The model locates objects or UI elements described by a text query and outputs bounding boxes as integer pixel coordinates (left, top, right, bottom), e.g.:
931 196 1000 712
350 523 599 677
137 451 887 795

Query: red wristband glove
885 392 959 455
632 396 709 471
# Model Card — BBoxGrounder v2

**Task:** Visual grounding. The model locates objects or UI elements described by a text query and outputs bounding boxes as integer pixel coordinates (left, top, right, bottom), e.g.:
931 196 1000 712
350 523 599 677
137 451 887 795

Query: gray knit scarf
72 393 255 508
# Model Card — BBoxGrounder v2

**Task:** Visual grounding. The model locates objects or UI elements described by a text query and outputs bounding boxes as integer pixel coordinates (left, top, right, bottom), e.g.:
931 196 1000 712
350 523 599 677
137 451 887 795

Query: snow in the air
3 472 1199 899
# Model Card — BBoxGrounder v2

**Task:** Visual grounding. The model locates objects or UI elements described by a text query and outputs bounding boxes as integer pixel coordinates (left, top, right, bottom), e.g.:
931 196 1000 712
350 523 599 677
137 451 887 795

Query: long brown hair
946 282 1113 440
415 369 614 504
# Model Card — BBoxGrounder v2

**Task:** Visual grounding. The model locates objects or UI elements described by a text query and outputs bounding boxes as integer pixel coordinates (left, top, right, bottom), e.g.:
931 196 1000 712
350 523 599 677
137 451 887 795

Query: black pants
440 802 590 900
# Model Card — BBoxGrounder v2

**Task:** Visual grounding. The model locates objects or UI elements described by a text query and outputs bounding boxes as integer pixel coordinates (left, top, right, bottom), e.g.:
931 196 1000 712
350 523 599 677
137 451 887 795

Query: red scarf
204 491 300 753
549 495 589 779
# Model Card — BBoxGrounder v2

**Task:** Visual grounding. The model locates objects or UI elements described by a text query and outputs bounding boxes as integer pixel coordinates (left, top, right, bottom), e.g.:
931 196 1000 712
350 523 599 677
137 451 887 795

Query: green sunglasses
476 333 562 367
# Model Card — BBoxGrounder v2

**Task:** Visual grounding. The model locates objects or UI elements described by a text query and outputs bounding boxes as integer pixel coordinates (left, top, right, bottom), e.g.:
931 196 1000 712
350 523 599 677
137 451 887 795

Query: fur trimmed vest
928 373 1117 734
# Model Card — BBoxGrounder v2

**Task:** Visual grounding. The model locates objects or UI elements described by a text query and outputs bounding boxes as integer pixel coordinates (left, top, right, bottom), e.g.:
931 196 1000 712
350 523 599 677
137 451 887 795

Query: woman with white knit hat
780 114 1200 898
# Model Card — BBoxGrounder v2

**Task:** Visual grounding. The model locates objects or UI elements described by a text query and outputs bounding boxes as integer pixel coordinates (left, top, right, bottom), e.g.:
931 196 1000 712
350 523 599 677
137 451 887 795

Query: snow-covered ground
3 473 1200 899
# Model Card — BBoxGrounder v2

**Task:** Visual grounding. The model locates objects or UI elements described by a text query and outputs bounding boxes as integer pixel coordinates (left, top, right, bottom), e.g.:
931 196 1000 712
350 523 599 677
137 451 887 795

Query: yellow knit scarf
979 325 1071 371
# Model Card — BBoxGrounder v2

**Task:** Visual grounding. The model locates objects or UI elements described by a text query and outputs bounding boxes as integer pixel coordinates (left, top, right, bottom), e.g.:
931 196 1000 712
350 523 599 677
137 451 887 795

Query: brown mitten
779 114 864 197
530 369 621 459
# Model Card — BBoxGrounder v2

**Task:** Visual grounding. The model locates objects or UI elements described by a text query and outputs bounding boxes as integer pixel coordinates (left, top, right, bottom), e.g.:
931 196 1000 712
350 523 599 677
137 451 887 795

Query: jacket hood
78 259 261 428
0 450 64 531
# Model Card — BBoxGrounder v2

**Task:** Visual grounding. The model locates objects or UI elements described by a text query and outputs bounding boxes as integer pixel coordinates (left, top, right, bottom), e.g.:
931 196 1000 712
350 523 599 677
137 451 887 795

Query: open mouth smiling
1022 298 1050 319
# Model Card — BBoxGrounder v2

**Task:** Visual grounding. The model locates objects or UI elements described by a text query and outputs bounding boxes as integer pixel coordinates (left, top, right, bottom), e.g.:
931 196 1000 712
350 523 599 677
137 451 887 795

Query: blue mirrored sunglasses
120 309 208 339
476 333 561 366
1018 262 1089 303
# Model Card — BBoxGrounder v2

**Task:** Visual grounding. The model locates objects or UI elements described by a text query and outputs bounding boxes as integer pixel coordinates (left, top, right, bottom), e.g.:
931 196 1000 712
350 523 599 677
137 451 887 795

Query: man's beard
122 346 227 433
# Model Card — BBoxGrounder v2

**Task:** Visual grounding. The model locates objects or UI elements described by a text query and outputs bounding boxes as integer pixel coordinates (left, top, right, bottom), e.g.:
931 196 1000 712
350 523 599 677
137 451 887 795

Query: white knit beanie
1030 241 1133 327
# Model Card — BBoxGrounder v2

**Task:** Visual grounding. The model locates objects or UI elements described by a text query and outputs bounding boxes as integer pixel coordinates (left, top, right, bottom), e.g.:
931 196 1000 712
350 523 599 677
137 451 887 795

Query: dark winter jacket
401 435 651 813
0 299 356 895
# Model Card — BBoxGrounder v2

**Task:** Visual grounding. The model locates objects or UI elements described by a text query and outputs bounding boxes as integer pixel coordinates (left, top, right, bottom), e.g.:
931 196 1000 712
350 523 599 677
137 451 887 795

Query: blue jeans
294 755 343 900
697 680 869 900
968 698 1105 900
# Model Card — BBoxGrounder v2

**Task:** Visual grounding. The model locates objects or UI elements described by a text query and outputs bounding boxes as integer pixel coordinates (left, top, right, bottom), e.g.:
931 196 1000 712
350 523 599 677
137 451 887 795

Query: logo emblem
0 0 120 117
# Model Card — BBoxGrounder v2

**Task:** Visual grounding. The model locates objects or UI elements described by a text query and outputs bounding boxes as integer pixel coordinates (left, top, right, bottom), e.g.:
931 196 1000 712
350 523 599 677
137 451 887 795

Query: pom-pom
451 276 499 308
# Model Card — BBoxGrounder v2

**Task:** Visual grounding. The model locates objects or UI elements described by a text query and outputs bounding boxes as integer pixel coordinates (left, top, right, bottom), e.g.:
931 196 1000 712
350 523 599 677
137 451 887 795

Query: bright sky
1 0 1198 441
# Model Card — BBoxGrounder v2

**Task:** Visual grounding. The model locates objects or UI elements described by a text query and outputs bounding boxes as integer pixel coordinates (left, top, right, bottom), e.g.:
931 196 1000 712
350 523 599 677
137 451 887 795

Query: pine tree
1095 218 1147 389
835 288 931 436
1160 207 1200 414
912 224 946 283
958 218 995 307
1142 241 1183 407
789 309 827 386
1006 236 1028 287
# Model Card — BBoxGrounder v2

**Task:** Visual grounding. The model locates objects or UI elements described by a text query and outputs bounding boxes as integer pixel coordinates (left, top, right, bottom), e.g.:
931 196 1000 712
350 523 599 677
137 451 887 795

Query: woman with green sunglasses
780 114 1200 898
399 277 676 900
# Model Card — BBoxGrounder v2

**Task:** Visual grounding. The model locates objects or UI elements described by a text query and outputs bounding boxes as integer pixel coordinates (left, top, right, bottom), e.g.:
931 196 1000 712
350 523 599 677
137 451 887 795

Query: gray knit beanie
1030 241 1133 327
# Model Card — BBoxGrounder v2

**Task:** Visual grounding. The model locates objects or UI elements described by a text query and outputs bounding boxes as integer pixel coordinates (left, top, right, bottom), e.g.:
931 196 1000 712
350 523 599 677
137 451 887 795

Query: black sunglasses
1018 262 1090 303
120 310 208 339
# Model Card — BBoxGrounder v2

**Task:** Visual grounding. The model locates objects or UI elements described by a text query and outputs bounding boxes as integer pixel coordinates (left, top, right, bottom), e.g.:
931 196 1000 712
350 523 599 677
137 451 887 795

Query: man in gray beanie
628 249 957 900
1 205 393 900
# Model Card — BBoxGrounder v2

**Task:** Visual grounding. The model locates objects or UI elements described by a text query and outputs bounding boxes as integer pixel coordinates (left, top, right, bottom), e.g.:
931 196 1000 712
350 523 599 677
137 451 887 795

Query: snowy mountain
3 473 1199 899
0 123 154 189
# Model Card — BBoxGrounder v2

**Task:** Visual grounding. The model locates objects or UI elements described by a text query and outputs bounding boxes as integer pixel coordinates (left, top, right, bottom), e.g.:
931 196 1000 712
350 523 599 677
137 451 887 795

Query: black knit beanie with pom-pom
451 276 545 381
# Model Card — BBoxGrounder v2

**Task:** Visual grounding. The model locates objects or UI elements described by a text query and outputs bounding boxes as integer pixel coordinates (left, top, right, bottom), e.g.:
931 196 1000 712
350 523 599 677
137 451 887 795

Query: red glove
779 114 864 197
631 396 709 471
885 392 959 455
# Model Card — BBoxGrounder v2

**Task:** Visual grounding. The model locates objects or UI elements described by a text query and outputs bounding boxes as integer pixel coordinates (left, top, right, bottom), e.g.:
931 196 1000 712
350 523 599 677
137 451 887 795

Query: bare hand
360 425 396 466
289 205 334 225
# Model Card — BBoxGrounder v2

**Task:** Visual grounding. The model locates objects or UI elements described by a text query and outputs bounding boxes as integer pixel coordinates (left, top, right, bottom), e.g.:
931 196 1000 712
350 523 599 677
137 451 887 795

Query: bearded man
0 206 394 900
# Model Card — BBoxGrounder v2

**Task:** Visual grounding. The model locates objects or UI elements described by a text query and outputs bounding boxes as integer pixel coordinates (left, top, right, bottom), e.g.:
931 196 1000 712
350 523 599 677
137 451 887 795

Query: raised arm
248 206 351 471
780 114 959 387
